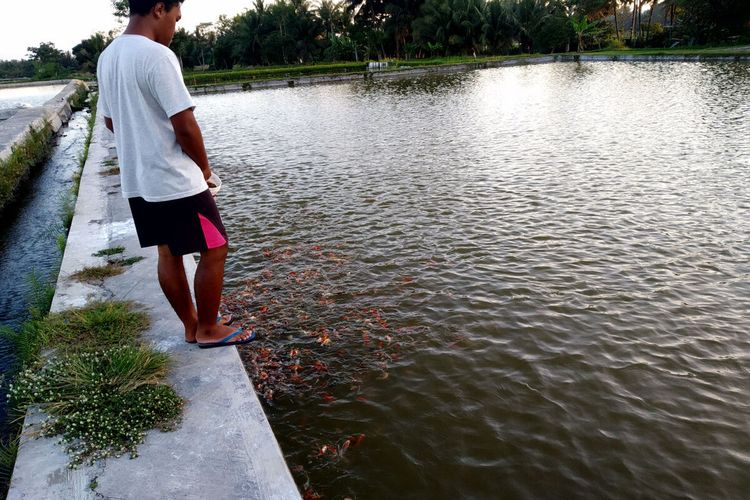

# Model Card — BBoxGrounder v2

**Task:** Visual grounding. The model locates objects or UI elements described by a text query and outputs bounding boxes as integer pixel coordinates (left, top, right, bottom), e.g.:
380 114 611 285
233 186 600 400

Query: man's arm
170 108 211 180
104 117 114 133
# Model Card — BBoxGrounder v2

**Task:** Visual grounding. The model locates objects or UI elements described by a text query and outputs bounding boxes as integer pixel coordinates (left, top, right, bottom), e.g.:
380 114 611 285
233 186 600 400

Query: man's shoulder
102 36 174 62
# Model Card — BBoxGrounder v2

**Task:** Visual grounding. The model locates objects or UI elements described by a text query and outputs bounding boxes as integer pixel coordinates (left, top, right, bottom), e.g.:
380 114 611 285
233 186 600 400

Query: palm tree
510 0 548 53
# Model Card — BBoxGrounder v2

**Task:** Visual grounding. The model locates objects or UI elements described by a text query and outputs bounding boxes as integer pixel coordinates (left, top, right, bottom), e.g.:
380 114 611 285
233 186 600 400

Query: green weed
111 256 144 267
56 233 67 254
36 301 149 353
71 264 125 282
93 246 125 257
0 321 46 369
0 436 19 494
26 272 55 321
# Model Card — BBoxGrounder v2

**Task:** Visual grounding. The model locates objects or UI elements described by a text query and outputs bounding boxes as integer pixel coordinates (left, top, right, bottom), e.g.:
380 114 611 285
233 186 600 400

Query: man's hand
170 108 211 180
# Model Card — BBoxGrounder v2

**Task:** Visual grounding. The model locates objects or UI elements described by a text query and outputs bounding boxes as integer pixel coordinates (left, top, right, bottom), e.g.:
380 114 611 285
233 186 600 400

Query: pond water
0 85 65 111
194 62 750 499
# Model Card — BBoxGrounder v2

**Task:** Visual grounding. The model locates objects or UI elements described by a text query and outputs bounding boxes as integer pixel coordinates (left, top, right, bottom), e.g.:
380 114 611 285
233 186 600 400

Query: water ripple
196 61 750 499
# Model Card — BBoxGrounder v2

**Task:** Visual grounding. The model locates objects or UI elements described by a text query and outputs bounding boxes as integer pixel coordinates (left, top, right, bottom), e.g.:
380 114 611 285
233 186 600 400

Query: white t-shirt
97 34 208 202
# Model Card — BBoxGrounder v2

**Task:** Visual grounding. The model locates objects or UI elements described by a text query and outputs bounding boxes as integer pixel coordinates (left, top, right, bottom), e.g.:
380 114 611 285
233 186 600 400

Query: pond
194 62 750 499
0 84 66 111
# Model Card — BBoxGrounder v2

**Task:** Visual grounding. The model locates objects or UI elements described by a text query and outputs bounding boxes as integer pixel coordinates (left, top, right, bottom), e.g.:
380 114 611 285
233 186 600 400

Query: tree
170 28 196 68
0 60 35 80
413 0 486 56
481 0 518 55
72 33 109 73
675 0 750 44
318 0 348 37
112 0 129 18
570 15 605 50
27 42 76 79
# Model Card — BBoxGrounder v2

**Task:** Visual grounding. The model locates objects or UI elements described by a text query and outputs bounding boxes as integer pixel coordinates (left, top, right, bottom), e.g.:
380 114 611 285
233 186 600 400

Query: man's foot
198 326 256 349
184 317 198 344
196 322 254 345
185 314 233 344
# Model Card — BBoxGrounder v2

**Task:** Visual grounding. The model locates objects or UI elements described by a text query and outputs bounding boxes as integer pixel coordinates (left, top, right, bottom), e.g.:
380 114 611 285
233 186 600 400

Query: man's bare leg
194 244 252 343
157 245 198 342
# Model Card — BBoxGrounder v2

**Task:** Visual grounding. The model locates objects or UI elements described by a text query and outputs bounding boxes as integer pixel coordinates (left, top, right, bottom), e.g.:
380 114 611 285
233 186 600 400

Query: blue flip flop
198 327 257 349
185 314 235 344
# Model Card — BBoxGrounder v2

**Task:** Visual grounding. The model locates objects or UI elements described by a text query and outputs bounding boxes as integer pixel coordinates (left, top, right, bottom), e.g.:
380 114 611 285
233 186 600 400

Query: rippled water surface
195 62 750 499
0 85 65 111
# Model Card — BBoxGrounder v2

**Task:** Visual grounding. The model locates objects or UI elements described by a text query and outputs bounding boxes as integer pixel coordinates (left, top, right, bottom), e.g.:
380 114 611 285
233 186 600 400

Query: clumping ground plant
1 301 182 469
71 256 145 283
7 346 182 467
71 263 126 282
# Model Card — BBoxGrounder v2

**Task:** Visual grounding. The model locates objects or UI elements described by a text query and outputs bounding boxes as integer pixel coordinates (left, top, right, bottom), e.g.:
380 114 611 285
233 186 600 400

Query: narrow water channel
0 109 90 427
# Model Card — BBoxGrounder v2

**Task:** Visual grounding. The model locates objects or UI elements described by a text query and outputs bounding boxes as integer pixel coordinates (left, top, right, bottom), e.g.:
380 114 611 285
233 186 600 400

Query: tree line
1 0 748 80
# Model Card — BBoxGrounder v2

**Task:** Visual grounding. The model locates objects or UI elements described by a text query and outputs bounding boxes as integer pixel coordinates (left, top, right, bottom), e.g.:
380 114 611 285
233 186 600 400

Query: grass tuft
71 263 125 282
93 246 125 257
0 322 46 370
56 233 67 255
35 301 150 353
71 253 144 282
0 437 19 487
112 256 144 267
27 272 56 321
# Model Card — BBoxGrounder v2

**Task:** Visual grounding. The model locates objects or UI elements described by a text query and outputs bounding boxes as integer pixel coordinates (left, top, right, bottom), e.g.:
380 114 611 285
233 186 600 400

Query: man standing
97 0 254 348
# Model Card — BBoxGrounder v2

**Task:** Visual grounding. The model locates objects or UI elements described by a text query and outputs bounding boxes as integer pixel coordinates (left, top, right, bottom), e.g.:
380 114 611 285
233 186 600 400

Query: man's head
127 1 184 46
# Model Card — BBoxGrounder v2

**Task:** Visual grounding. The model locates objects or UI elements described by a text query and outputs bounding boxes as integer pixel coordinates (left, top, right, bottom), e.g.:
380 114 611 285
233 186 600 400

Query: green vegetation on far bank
580 44 750 56
180 45 750 89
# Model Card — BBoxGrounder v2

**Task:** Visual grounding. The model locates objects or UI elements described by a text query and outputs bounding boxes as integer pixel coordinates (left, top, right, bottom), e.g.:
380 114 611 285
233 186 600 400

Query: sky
0 1 252 61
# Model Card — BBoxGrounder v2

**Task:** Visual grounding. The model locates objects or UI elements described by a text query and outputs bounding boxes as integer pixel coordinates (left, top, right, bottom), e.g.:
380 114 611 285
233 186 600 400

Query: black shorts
128 189 228 256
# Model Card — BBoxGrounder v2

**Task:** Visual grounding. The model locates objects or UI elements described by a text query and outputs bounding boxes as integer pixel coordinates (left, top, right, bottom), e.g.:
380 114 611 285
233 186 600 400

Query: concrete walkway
8 110 300 499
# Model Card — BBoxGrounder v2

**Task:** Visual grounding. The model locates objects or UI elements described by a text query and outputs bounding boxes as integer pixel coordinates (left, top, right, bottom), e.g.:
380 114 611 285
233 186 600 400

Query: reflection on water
195 62 750 499
0 85 65 111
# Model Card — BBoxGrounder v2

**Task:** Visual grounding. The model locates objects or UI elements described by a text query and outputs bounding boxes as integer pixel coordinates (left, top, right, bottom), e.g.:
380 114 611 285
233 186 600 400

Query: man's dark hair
128 0 184 16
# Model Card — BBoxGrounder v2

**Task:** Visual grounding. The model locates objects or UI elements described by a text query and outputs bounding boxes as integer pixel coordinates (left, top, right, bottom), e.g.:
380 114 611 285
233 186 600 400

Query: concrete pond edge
7 98 300 499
